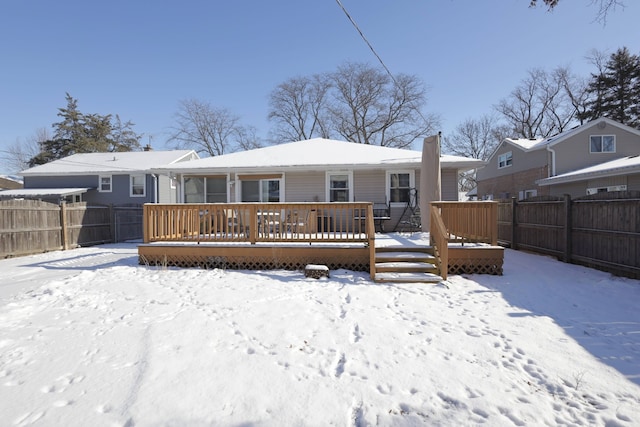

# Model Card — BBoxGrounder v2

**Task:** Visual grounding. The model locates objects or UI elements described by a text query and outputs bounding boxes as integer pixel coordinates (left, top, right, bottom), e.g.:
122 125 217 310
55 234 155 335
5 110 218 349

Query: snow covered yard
1 239 639 426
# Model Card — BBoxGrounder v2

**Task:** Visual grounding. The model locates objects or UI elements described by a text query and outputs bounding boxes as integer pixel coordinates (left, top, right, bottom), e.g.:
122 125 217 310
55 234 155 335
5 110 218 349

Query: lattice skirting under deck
447 247 504 276
138 245 370 272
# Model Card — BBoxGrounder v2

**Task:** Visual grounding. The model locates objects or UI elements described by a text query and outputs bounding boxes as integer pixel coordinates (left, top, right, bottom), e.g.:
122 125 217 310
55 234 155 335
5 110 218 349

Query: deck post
367 203 376 280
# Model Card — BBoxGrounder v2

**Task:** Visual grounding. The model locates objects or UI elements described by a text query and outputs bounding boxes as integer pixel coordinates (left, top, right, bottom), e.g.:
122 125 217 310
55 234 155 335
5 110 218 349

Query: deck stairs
374 246 443 283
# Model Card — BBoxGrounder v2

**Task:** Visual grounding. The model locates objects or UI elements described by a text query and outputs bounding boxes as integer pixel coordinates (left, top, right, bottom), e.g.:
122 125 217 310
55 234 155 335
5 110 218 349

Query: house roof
156 138 485 173
537 155 640 186
502 118 640 153
0 187 92 198
20 150 198 176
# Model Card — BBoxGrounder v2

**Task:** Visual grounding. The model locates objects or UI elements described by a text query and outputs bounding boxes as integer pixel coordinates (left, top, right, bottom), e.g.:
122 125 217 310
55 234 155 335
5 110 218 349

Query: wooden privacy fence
0 199 143 258
498 192 640 278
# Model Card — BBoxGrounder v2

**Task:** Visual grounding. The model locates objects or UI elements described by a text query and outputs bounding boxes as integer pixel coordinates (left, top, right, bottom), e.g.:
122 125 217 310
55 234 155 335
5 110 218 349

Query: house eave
537 164 640 186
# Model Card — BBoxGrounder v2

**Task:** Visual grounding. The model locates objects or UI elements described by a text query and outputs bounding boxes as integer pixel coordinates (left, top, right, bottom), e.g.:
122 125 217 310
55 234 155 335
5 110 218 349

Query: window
387 171 414 204
327 172 352 202
586 185 626 195
241 179 281 202
130 175 146 197
183 176 227 203
205 177 227 202
498 152 512 169
519 189 537 200
590 135 615 153
98 175 112 192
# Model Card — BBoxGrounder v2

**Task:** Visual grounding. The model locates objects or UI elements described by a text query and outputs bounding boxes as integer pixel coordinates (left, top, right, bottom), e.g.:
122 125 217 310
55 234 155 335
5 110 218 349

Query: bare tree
268 74 332 142
170 99 258 156
443 115 510 160
330 63 438 148
3 128 50 173
443 115 511 191
268 62 439 148
495 68 578 139
529 0 624 23
555 67 590 125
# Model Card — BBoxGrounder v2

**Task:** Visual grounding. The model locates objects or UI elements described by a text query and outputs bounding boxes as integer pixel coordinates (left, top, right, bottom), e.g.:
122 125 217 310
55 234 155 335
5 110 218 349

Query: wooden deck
138 202 503 282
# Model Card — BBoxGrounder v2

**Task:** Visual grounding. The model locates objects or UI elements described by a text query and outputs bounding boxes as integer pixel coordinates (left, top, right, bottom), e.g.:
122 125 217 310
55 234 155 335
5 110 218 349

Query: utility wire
334 0 397 85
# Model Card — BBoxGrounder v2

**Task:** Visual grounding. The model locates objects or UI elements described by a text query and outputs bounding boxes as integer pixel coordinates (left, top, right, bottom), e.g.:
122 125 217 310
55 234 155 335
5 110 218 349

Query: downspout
546 146 556 177
152 174 158 203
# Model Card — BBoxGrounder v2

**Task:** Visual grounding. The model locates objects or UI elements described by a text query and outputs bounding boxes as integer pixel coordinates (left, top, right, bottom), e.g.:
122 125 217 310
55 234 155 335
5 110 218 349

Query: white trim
498 151 512 169
386 170 415 207
98 175 112 193
325 171 353 202
589 134 616 153
130 174 146 197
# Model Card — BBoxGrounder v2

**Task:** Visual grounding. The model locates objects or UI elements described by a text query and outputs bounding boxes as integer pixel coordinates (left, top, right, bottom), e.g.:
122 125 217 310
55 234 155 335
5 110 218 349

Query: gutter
546 146 556 177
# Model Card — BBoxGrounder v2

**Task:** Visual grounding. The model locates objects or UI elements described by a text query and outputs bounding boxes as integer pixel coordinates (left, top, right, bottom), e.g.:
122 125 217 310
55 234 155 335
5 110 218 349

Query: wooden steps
374 246 443 283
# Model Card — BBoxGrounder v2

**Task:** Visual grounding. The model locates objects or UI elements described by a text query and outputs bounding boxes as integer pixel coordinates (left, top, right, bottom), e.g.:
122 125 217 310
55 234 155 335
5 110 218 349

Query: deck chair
287 209 309 235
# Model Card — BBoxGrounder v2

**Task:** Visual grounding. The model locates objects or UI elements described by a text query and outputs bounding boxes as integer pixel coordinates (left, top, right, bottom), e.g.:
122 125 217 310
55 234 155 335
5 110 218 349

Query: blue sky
1 0 638 173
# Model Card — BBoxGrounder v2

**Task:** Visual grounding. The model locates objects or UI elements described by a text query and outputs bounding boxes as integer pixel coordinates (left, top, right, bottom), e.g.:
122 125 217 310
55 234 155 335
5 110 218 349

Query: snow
19 150 196 176
156 138 485 172
1 236 640 426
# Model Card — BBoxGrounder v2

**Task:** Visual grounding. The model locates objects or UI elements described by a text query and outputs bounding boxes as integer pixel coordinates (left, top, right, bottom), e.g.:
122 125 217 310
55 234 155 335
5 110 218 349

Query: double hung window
590 135 615 153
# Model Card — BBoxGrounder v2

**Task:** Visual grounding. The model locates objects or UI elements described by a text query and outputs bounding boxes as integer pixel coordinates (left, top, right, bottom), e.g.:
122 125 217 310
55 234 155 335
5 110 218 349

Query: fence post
510 197 517 250
109 204 116 243
563 194 572 263
60 202 69 250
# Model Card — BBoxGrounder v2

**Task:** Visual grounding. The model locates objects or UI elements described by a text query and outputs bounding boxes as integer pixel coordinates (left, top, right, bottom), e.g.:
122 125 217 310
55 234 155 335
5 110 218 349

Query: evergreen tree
29 93 142 166
582 47 640 128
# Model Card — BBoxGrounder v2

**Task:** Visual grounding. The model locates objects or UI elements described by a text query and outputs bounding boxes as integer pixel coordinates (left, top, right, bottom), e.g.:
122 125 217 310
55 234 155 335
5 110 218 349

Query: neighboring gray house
477 118 640 199
155 138 485 229
2 150 198 205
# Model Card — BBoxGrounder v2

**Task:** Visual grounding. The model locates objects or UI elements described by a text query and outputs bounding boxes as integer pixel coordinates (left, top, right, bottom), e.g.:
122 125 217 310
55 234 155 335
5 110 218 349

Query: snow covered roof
504 118 640 153
537 155 640 186
156 138 485 173
0 187 91 197
504 138 545 150
20 150 198 176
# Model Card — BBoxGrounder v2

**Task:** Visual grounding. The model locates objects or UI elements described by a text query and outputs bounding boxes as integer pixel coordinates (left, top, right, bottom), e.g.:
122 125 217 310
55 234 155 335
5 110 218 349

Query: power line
334 0 398 85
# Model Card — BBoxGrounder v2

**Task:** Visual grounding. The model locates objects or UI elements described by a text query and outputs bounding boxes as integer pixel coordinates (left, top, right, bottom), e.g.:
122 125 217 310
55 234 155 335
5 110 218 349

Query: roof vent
597 121 607 129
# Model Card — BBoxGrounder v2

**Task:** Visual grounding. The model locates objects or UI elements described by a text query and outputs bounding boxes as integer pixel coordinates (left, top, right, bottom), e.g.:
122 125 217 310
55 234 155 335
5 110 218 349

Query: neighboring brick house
477 118 640 200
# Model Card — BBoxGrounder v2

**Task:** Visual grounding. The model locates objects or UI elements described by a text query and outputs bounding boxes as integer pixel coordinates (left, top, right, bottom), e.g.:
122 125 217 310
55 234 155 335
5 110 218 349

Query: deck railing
143 202 376 245
430 205 449 280
431 201 498 245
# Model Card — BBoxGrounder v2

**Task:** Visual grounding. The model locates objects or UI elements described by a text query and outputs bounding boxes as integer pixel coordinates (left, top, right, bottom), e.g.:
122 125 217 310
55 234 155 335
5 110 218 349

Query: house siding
477 142 547 181
478 165 549 200
24 174 155 205
441 169 458 201
284 171 325 202
552 123 640 175
549 174 640 198
156 175 176 203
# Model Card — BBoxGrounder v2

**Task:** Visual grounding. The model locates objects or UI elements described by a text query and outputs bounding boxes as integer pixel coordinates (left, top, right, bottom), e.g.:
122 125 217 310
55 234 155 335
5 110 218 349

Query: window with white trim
590 135 615 153
98 175 112 192
130 175 146 197
326 172 352 202
387 171 414 204
184 176 227 203
240 178 281 202
498 151 512 169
